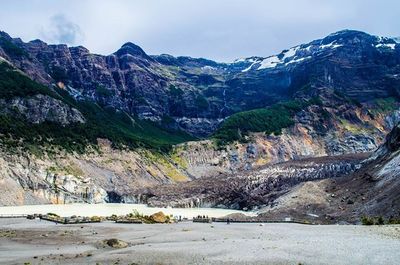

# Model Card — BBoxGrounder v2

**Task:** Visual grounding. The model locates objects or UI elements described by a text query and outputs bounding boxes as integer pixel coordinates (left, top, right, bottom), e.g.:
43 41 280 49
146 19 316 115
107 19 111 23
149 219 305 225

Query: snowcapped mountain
230 30 398 73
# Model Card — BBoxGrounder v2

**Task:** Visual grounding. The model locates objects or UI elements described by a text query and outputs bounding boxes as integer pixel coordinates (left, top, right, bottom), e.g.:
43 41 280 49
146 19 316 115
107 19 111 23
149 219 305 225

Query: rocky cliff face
0 94 84 125
346 123 400 218
0 140 192 205
0 32 224 136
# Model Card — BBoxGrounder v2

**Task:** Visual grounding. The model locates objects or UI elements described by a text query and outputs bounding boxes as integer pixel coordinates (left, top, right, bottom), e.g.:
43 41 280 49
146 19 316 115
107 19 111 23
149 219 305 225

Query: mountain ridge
0 29 400 211
1 28 399 152
1 30 396 117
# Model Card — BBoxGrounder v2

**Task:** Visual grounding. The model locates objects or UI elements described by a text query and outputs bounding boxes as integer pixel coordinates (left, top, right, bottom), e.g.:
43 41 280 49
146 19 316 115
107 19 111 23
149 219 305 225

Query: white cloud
40 14 84 45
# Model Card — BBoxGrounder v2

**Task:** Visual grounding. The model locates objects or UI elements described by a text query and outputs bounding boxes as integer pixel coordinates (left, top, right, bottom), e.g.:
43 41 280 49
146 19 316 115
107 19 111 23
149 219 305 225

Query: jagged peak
0 31 12 40
115 42 150 59
69 45 90 55
121 41 144 50
29 39 46 44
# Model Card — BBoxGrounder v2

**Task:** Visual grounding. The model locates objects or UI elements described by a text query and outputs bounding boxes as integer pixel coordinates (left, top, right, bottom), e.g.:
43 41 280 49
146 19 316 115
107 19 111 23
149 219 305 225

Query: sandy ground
0 218 399 265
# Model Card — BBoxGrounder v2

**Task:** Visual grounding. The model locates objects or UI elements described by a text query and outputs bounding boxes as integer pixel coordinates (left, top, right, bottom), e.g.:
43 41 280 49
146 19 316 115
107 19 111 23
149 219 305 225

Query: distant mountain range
1 29 399 139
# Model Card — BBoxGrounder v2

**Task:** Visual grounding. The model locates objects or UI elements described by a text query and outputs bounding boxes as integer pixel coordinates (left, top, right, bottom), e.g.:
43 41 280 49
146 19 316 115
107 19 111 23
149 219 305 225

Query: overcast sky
1 0 399 62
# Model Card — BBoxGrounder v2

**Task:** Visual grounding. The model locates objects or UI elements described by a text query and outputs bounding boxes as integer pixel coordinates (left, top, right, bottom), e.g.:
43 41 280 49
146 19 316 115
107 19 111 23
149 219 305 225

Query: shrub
47 212 60 217
375 97 397 113
388 217 400 225
90 216 102 222
361 216 374 225
376 216 385 225
360 216 399 225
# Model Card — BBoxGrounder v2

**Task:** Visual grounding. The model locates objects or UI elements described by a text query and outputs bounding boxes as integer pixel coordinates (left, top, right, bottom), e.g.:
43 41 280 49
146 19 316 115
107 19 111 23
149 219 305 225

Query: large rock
150 211 168 223
103 238 128 249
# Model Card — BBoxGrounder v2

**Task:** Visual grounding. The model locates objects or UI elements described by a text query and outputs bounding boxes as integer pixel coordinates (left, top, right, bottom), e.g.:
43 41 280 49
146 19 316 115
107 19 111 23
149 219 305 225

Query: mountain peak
121 42 143 50
328 29 367 36
115 42 150 59
0 31 13 41
322 29 372 43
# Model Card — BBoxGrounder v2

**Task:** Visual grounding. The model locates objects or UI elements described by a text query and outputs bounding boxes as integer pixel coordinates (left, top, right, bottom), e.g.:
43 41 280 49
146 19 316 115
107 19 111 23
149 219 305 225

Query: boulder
150 211 168 223
103 238 128 249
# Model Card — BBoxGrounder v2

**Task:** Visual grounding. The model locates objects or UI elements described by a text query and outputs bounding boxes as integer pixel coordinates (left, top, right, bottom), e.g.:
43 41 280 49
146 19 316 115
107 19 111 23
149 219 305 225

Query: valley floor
0 219 399 265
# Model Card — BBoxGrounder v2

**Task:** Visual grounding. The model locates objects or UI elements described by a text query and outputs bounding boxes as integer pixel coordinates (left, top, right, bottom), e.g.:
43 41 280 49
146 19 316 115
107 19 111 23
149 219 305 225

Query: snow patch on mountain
233 58 246 63
285 56 312 65
201 65 217 71
258 55 281 70
374 35 397 50
237 38 347 72
282 46 300 60
376 43 396 50
320 42 343 49
236 31 398 73
242 64 254 72
65 85 84 100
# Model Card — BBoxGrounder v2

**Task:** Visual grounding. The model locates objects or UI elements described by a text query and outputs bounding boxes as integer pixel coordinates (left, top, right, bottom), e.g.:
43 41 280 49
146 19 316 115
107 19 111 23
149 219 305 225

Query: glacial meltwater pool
0 203 257 219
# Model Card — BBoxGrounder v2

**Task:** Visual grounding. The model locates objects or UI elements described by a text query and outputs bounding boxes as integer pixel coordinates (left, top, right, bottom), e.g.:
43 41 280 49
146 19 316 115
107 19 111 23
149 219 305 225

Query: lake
0 203 257 219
